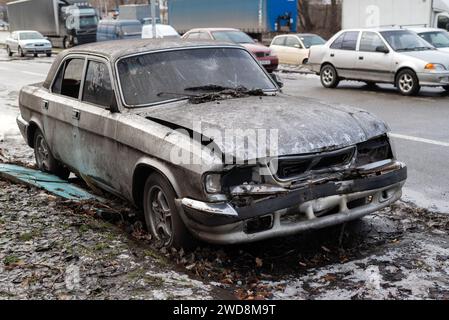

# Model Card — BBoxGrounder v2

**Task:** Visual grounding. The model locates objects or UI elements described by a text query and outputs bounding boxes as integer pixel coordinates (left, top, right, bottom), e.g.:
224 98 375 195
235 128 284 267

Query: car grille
271 146 356 181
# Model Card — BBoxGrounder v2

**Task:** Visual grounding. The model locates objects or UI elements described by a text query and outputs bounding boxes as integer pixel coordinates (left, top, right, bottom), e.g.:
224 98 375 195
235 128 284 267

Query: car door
44 56 86 171
284 36 305 64
356 31 394 82
327 31 360 78
270 36 287 63
10 32 18 50
75 57 120 192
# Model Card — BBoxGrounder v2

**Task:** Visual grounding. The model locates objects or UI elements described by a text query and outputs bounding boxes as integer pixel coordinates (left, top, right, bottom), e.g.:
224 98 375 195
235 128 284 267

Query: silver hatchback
308 28 449 95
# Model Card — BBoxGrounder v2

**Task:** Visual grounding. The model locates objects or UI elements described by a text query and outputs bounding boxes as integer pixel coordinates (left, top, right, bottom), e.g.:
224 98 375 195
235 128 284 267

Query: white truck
342 0 449 31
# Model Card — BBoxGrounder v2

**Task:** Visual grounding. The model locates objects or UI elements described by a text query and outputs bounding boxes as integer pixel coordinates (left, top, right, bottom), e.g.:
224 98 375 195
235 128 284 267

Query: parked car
16 39 407 248
0 19 9 31
5 30 52 57
409 27 449 53
308 28 449 95
142 24 180 39
270 33 326 65
96 19 142 42
182 28 279 73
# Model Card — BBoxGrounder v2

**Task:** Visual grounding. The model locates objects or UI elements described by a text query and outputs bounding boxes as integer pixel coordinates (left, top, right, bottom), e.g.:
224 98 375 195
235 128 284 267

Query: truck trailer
7 0 99 48
119 4 160 24
342 0 449 30
168 0 297 42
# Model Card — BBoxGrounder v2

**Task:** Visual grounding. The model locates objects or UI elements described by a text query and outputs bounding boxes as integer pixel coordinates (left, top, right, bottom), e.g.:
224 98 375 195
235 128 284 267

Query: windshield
79 15 98 28
19 32 44 40
419 31 449 48
121 24 142 35
117 48 276 107
380 30 435 51
211 31 255 44
300 35 326 48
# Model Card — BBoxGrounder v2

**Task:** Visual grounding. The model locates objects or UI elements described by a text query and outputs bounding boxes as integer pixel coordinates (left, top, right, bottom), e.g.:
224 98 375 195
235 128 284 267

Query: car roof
99 19 141 25
186 28 240 33
43 39 242 89
407 27 447 33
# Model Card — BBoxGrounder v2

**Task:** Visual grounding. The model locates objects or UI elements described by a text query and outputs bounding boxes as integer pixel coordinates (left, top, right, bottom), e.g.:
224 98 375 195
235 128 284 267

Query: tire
63 37 71 49
33 129 70 180
18 46 24 57
396 69 420 96
443 85 449 92
46 52 52 57
143 173 195 250
320 64 340 88
6 46 12 57
33 53 38 58
302 58 309 65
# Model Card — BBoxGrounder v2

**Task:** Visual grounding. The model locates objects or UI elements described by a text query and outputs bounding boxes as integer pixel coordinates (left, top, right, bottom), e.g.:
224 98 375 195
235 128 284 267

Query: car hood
19 39 51 45
437 47 449 53
400 50 449 65
140 94 389 161
241 43 270 53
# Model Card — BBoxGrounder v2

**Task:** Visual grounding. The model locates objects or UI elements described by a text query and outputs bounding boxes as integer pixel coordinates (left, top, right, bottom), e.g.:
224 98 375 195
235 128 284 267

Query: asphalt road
0 51 448 213
281 72 449 213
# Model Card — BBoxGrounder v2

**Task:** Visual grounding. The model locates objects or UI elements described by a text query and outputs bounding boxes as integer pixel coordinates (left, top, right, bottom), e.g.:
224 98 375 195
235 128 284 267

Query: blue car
97 19 142 42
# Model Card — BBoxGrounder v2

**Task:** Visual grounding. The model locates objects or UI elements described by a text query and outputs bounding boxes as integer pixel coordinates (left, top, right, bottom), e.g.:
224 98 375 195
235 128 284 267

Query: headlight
425 63 447 71
204 173 222 194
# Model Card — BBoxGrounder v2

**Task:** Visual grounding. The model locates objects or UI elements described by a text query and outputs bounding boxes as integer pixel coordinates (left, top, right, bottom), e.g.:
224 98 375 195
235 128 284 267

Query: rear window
330 31 359 51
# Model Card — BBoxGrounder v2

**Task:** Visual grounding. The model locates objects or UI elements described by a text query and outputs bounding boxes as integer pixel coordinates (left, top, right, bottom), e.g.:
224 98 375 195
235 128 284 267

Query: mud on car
16 39 407 248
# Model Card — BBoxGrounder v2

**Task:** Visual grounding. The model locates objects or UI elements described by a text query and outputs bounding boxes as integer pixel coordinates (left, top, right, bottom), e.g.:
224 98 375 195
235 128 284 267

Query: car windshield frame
418 31 449 48
211 31 255 44
19 31 45 40
115 46 278 108
380 30 436 52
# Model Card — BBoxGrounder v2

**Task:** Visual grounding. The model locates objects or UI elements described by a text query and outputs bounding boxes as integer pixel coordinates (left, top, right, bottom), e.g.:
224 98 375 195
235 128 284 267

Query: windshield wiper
185 84 241 92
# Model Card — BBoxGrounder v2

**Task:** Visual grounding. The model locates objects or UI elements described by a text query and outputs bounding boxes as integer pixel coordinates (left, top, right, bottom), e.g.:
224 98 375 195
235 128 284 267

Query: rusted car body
16 39 407 247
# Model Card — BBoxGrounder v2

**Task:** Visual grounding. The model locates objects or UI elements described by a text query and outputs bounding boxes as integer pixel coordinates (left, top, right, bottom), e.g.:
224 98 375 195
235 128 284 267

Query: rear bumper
178 160 407 244
258 56 279 72
417 71 449 87
16 115 29 144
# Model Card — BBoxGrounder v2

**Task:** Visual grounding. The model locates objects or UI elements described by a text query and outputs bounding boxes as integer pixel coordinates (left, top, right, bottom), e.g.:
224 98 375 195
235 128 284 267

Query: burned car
16 39 407 248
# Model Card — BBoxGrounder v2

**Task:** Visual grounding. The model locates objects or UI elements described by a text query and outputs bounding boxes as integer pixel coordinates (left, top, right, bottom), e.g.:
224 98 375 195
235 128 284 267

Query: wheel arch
27 119 44 148
132 159 182 209
394 66 418 84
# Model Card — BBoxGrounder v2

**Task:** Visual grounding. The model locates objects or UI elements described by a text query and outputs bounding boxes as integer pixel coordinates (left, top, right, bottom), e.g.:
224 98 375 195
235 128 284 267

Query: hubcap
35 135 50 171
148 186 173 245
322 68 334 86
399 74 414 93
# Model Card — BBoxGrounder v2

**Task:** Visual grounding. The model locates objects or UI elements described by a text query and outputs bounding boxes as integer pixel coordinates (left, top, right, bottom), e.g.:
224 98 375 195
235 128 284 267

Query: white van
142 24 180 39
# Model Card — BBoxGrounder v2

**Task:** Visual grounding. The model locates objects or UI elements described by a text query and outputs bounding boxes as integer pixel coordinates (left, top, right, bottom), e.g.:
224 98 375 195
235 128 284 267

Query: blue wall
267 0 297 32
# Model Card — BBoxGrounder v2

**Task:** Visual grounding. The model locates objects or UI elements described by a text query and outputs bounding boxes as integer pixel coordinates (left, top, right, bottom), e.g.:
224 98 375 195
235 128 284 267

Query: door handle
72 109 80 120
330 53 335 57
42 100 49 110
359 56 364 60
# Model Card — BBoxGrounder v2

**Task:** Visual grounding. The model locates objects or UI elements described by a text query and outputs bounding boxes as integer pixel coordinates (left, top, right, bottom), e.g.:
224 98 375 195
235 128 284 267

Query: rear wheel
143 173 195 250
6 46 12 57
34 129 70 180
302 58 309 65
18 46 24 57
396 69 420 96
33 53 38 57
320 64 340 88
443 85 449 92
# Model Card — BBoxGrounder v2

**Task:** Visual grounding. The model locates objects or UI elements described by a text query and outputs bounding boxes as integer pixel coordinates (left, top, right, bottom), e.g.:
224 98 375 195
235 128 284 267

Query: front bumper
417 71 449 87
178 160 407 244
23 47 52 54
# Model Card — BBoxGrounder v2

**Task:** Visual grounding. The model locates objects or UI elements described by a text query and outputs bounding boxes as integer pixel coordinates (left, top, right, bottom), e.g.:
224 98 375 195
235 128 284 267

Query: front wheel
396 69 420 96
63 37 71 49
320 64 340 88
6 46 12 57
143 173 195 250
18 46 24 57
34 129 70 180
46 52 52 57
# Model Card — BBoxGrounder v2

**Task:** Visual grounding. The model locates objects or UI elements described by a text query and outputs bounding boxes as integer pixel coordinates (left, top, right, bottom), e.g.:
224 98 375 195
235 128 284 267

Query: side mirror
270 73 284 88
294 44 301 48
376 45 390 54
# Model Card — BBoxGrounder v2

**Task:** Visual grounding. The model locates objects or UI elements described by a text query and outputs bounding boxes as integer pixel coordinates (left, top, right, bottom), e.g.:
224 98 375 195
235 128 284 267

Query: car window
52 58 85 99
330 33 345 49
300 35 326 48
82 60 114 108
437 16 449 31
359 32 385 52
419 31 449 48
272 37 285 46
198 32 211 40
185 32 199 39
286 36 301 48
341 31 359 50
211 31 255 44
